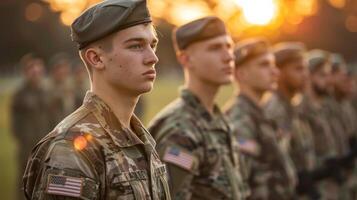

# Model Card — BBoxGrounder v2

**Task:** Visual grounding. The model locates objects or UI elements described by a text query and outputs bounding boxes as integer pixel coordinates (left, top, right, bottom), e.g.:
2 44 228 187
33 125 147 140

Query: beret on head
330 53 347 73
234 38 270 67
173 16 228 51
273 42 306 68
307 49 331 73
71 0 152 49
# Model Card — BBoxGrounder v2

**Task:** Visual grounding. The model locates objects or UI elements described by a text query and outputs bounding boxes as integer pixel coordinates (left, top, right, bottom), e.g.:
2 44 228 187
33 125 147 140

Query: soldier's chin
137 83 154 94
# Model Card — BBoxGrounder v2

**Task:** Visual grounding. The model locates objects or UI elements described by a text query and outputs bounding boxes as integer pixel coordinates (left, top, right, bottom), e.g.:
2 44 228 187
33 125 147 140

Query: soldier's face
279 58 308 92
52 64 70 82
237 53 278 93
333 69 350 96
24 60 45 85
185 35 234 86
310 65 330 96
101 24 159 96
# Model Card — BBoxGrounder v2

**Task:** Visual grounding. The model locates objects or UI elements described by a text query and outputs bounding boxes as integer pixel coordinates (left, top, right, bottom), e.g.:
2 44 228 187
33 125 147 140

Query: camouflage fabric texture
23 92 171 200
264 92 317 172
225 94 297 200
148 89 250 200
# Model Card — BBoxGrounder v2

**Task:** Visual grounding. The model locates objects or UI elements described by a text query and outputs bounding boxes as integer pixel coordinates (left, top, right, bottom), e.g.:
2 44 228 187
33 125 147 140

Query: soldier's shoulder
148 99 202 143
32 106 105 158
263 93 287 118
225 98 251 120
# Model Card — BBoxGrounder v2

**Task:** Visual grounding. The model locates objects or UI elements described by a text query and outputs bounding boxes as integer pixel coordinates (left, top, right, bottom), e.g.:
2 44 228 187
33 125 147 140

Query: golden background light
39 0 355 34
235 0 278 25
25 3 44 22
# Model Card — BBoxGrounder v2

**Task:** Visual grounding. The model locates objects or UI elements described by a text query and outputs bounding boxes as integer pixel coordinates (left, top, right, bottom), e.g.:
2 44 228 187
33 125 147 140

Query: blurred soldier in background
149 16 250 200
224 38 297 199
327 54 357 199
264 42 320 198
11 53 51 200
297 50 344 199
47 53 76 128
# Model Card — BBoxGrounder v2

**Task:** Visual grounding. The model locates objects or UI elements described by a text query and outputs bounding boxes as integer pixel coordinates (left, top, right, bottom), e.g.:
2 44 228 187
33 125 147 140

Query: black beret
306 49 331 73
71 0 152 49
173 16 228 51
234 38 270 66
273 42 306 68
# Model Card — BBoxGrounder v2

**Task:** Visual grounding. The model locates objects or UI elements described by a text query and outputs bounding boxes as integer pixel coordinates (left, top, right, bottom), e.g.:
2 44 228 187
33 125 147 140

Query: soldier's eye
129 44 143 50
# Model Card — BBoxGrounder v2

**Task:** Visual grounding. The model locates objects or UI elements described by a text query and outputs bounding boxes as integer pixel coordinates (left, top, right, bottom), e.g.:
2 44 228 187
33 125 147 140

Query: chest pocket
110 170 151 200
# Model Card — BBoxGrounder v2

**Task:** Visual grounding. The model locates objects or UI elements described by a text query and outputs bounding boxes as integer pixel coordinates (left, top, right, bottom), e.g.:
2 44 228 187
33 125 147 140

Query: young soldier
11 54 51 200
148 16 249 200
23 0 171 199
224 38 297 199
264 42 319 198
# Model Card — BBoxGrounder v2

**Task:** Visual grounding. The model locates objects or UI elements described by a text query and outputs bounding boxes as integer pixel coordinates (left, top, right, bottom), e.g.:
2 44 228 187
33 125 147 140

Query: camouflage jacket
148 89 249 200
11 82 52 167
297 95 338 165
264 92 316 172
23 92 171 200
225 94 296 200
322 97 350 155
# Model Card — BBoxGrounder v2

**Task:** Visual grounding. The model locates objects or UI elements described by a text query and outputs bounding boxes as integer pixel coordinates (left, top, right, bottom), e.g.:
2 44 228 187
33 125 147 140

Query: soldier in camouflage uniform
47 53 76 128
264 42 320 199
325 54 357 199
297 50 346 199
11 53 52 200
224 38 297 200
148 17 249 200
23 1 171 199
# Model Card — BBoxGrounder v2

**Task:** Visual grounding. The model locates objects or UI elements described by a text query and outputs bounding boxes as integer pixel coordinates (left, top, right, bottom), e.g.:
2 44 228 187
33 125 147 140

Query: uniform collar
83 91 155 148
180 88 222 121
180 88 230 132
237 93 263 115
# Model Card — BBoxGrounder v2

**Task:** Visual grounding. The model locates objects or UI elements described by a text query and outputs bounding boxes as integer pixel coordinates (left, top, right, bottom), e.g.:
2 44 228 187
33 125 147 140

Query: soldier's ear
84 47 105 71
177 51 192 69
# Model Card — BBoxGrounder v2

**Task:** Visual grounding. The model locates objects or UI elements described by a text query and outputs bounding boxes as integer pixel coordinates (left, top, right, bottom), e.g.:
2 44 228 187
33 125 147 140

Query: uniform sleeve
26 139 101 200
11 91 26 140
155 127 202 200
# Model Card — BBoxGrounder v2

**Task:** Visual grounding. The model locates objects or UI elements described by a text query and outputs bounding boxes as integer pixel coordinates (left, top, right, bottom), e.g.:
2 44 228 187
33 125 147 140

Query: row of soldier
16 0 357 199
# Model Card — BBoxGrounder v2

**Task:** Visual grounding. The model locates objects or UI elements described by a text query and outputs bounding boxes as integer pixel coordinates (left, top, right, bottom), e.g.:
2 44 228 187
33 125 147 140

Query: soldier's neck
277 84 295 101
185 79 219 115
91 84 138 129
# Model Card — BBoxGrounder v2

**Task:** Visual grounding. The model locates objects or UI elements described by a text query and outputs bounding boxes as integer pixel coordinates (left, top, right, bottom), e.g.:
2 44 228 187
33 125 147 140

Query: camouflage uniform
23 92 171 200
264 92 317 172
11 82 52 200
148 89 249 200
225 94 296 200
298 95 343 199
46 79 76 128
322 97 350 156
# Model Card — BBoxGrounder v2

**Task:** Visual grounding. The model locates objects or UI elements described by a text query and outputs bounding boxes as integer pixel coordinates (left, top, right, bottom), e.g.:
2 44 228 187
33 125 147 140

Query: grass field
0 76 234 199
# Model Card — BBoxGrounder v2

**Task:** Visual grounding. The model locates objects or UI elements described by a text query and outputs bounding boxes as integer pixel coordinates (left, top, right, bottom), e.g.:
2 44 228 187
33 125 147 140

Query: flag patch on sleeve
163 146 194 171
46 175 83 198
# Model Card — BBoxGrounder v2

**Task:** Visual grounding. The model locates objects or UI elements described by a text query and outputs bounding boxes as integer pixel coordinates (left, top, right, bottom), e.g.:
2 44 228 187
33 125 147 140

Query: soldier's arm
25 139 101 200
156 128 201 200
11 91 26 139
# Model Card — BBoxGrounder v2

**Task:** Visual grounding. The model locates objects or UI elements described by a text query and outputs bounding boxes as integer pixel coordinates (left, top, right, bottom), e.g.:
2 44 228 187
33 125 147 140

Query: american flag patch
46 175 83 198
163 146 194 171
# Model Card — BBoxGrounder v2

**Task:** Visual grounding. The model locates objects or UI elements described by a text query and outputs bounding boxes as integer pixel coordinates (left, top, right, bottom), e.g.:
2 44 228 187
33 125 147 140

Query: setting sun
235 0 278 25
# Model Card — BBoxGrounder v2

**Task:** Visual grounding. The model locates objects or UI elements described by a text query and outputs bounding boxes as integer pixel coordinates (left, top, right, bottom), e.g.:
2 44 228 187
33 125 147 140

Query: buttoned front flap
110 170 151 200
153 164 171 200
